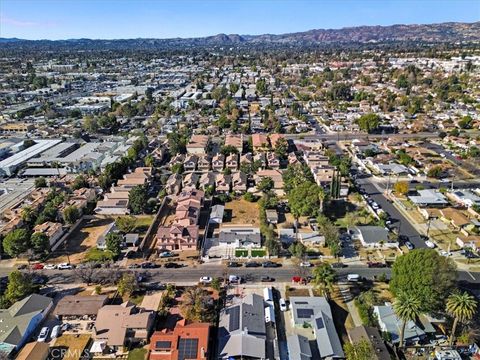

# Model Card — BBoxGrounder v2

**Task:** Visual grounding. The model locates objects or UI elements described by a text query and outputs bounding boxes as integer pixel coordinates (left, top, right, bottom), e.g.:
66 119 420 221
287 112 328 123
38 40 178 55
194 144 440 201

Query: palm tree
318 187 325 213
446 291 478 346
312 263 336 298
393 293 422 348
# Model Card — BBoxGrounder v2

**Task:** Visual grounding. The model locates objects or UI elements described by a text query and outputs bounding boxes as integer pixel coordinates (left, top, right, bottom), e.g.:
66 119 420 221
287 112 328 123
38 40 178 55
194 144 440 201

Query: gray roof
0 294 52 347
348 326 390 360
279 228 295 244
217 293 266 359
210 204 225 219
287 335 312 360
354 226 389 244
409 189 448 206
290 296 344 359
218 227 261 246
373 305 434 344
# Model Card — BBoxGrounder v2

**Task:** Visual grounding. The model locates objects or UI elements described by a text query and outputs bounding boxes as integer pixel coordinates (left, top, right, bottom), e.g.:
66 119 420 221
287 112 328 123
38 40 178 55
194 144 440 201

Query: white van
347 274 360 282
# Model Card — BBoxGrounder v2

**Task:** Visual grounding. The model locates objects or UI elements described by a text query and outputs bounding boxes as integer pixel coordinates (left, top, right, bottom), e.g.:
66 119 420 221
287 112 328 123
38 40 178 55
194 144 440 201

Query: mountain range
1 21 479 50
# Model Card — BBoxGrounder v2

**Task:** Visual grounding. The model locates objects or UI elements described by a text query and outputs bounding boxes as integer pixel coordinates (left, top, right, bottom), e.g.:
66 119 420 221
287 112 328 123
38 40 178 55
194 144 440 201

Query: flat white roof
0 139 62 168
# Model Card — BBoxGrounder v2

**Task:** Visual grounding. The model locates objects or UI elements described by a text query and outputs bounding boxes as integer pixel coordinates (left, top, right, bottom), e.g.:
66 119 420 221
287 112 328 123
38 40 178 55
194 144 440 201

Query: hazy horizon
1 0 478 41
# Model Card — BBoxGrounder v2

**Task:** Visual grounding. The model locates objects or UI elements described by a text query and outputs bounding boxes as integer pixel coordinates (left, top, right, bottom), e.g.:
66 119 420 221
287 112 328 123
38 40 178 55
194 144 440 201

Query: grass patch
251 249 266 257
128 348 147 360
129 294 145 305
134 215 155 233
235 249 248 257
84 248 114 262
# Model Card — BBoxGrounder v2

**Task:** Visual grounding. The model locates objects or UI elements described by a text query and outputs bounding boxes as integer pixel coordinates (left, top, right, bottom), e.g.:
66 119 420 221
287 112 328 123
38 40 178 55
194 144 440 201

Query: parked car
440 250 452 257
38 327 49 342
51 325 61 339
367 262 387 268
425 240 436 249
228 275 242 284
279 298 288 312
331 262 346 268
227 262 242 268
199 276 212 284
159 251 174 258
164 262 181 269
300 261 312 267
43 264 57 270
245 262 261 268
261 276 275 282
17 264 28 270
141 262 159 269
262 261 281 268
347 274 360 282
57 263 73 270
128 264 141 269
32 263 44 270
405 241 414 250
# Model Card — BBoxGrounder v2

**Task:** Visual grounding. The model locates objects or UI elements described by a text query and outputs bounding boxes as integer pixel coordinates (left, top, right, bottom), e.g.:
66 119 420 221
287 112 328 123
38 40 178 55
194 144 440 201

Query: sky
0 0 479 40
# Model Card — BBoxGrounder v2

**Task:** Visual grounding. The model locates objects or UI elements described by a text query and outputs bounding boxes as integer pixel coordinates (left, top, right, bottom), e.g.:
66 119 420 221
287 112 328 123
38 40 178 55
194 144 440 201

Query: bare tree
74 263 100 285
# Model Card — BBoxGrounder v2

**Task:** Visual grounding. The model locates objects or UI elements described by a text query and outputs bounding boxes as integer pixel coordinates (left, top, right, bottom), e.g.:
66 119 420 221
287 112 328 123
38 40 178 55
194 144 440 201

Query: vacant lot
51 217 113 263
224 199 259 225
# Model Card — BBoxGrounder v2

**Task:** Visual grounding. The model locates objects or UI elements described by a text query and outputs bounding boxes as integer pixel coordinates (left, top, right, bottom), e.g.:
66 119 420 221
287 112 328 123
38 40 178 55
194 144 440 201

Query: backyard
224 198 259 225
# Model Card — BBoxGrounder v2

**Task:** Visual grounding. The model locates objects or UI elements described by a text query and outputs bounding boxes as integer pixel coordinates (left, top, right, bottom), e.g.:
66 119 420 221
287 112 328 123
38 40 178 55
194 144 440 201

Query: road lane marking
467 271 476 281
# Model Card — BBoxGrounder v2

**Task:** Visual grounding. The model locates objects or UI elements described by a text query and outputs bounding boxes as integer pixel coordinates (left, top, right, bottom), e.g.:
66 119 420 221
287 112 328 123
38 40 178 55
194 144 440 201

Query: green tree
312 263 336 297
289 242 306 259
105 232 123 258
3 229 31 257
256 78 267 95
117 272 138 297
31 232 50 255
282 164 314 194
343 339 375 360
4 271 33 305
82 116 99 133
273 137 289 159
390 249 456 312
393 292 422 348
63 205 80 224
72 175 89 190
446 291 478 346
220 145 239 156
427 165 444 179
356 113 380 133
34 177 47 188
115 216 137 233
128 185 148 214
257 177 274 193
144 154 154 167
288 182 322 219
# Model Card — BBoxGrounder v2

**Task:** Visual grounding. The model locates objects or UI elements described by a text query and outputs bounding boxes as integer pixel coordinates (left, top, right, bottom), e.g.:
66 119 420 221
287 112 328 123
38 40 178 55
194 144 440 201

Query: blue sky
0 0 478 40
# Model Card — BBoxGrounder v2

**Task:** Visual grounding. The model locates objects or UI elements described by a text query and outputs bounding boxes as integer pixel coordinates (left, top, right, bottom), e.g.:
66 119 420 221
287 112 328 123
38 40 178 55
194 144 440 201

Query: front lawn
128 348 147 360
235 249 248 257
84 248 115 262
251 249 266 257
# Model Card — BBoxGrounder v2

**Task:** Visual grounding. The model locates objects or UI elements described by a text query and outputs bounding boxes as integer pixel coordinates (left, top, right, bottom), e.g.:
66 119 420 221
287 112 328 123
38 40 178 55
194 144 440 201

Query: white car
51 325 61 339
425 240 436 249
279 298 288 312
43 264 57 270
199 276 212 285
440 250 452 257
57 263 73 270
38 327 49 342
300 261 312 267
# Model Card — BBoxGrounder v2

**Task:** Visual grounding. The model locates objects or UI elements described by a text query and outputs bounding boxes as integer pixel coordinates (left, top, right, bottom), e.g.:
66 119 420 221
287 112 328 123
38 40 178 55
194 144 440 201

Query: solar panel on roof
178 338 198 360
316 317 325 329
228 306 240 331
155 340 171 349
297 309 314 319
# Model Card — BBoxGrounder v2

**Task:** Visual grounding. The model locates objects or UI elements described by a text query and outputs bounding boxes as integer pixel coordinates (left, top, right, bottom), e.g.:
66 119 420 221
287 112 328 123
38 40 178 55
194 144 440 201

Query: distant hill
1 22 479 50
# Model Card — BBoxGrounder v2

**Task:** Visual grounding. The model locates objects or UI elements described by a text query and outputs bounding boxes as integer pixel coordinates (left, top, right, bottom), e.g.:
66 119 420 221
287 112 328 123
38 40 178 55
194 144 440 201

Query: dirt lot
50 217 113 263
224 199 260 225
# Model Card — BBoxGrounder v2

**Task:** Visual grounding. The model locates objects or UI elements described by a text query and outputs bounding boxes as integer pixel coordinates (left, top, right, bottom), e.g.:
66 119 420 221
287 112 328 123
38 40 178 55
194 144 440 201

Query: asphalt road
283 132 438 141
9 264 479 285
356 178 426 249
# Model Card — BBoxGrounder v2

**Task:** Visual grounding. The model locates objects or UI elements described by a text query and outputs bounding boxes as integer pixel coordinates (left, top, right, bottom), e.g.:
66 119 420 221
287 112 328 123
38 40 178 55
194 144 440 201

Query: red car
32 263 44 270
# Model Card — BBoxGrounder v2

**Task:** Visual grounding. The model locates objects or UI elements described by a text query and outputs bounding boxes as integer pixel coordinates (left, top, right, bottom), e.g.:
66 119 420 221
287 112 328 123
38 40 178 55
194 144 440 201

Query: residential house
299 231 325 247
197 155 210 172
253 153 266 169
409 189 448 208
440 208 471 230
54 295 109 320
449 190 480 208
225 134 244 154
209 205 225 224
15 341 49 360
97 222 118 249
255 169 284 194
93 302 155 353
33 222 64 248
266 152 280 169
240 153 253 167
156 224 199 251
218 226 261 248
311 166 335 187
217 294 267 360
269 133 285 149
186 135 209 154
215 173 231 193
456 235 480 252
212 154 225 171
347 326 390 360
184 154 198 172
265 209 278 224
350 226 394 248
225 153 238 170
183 173 199 189
374 304 435 345
94 199 129 215
0 294 53 354
231 172 247 193
288 152 299 165
198 172 215 190
166 173 183 196
288 296 344 359
252 134 269 153
149 321 210 360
